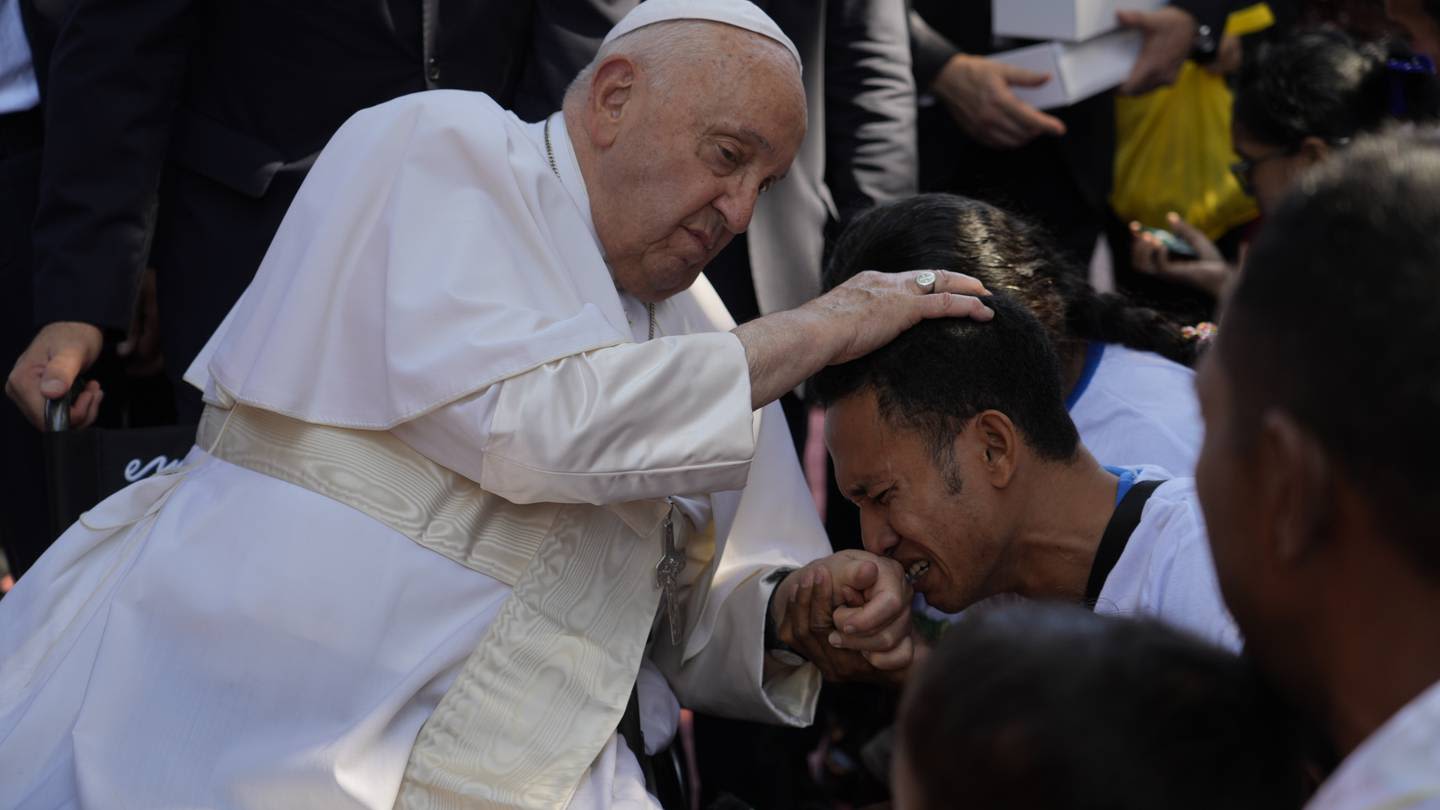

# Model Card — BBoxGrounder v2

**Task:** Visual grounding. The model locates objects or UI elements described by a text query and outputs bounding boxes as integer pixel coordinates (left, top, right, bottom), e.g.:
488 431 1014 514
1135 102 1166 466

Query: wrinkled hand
932 54 1066 149
6 321 104 430
805 270 992 367
1118 7 1199 95
772 550 914 684
1130 214 1235 298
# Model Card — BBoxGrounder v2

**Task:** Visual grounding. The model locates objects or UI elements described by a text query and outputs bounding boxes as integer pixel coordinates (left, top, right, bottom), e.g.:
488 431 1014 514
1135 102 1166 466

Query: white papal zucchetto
600 0 803 73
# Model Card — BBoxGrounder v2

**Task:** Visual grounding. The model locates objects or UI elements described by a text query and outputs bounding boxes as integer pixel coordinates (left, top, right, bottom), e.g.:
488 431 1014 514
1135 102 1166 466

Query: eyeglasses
1230 147 1297 197
1230 137 1352 196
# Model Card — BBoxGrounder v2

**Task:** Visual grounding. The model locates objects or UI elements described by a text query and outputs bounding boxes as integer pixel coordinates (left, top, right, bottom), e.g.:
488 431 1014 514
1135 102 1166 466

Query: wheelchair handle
44 390 75 433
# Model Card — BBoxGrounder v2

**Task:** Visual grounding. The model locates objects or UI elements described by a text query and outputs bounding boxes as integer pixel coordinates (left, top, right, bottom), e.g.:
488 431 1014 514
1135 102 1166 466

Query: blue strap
1104 465 1139 506
1064 342 1106 411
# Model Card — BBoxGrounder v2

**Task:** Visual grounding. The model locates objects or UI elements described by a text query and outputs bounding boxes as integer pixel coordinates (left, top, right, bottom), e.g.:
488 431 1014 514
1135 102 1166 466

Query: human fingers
1165 212 1223 262
1131 232 1165 274
972 117 1031 149
72 381 103 430
6 353 47 429
995 87 1066 139
862 635 915 673
829 604 911 652
916 291 995 323
1155 260 1234 298
1115 9 1150 31
38 328 100 401
913 268 991 299
831 557 909 635
997 62 1052 89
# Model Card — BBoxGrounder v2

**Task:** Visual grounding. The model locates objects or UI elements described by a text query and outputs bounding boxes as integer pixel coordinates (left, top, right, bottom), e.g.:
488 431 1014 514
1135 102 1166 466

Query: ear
584 56 638 150
1297 135 1331 168
1257 409 1336 567
971 411 1019 489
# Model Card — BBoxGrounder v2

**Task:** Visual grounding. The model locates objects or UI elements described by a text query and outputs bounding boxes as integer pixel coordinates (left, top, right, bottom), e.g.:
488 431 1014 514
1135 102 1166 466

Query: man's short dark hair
1222 130 1440 575
899 602 1309 810
810 295 1080 480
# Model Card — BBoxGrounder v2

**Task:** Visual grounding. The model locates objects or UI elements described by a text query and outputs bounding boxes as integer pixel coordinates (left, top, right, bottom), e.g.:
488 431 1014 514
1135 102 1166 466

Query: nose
713 177 761 234
858 506 900 558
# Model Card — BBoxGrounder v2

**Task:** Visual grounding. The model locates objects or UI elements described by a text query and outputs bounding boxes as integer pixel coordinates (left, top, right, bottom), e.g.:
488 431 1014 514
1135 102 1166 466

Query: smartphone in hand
1139 226 1199 259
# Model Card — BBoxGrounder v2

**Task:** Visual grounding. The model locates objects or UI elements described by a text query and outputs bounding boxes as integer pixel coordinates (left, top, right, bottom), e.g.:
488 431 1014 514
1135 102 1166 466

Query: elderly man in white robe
0 2 992 808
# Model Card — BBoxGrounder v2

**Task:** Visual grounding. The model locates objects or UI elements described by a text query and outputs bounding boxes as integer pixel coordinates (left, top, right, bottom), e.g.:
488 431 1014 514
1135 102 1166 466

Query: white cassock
0 91 828 809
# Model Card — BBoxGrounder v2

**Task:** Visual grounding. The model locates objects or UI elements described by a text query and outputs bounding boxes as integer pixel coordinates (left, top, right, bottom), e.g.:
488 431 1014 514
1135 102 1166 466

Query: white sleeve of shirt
390 331 760 506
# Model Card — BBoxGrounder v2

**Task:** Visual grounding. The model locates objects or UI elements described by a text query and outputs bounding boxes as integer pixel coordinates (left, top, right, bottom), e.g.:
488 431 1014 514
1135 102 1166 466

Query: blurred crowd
4 1 1440 809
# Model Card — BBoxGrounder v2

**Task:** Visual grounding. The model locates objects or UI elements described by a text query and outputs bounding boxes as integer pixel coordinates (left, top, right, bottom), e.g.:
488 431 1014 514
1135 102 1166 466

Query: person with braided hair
826 193 1202 476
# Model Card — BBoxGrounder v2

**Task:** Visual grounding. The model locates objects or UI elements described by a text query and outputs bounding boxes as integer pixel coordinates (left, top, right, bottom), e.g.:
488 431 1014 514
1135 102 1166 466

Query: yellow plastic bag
1111 4 1275 240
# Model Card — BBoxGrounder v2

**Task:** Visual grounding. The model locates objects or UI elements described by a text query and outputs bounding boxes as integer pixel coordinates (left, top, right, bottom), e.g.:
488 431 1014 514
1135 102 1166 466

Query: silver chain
544 118 656 341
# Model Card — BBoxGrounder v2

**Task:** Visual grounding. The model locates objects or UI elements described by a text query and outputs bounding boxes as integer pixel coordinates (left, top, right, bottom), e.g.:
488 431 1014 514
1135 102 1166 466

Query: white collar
528 111 600 246
527 110 657 336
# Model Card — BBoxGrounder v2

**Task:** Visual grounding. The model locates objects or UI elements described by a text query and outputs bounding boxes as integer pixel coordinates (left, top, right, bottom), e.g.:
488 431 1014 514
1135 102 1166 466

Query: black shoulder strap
1085 479 1166 609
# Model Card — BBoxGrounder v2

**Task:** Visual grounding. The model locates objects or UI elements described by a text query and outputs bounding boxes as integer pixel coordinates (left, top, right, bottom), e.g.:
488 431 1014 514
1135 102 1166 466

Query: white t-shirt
1068 343 1202 477
1094 468 1240 652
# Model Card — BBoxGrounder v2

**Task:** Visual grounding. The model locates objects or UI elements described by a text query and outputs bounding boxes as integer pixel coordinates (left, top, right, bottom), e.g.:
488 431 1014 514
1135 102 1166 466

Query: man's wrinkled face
825 388 1008 614
590 34 806 302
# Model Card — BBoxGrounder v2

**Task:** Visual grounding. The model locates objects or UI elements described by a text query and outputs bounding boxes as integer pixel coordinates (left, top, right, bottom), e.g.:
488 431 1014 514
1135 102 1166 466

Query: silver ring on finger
915 270 937 294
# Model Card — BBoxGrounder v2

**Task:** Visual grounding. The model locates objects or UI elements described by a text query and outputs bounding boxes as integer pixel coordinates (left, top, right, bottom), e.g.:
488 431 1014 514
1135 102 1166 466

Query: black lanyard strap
1085 479 1166 608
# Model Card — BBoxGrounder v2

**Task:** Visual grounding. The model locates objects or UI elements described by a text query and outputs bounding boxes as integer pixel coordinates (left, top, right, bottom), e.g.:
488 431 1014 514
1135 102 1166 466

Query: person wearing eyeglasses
1131 28 1440 299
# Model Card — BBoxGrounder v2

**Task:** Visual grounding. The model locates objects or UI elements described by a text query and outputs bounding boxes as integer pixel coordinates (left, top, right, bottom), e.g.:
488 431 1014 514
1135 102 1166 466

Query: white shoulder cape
190 90 633 428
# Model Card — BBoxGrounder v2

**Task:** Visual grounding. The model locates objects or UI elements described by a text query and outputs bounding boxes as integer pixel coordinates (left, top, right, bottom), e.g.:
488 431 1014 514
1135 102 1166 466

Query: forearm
907 8 961 90
733 305 839 410
393 333 758 505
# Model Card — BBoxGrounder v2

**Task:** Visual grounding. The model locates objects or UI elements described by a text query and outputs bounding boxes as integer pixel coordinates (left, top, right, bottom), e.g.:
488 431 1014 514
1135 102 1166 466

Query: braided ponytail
826 194 1198 368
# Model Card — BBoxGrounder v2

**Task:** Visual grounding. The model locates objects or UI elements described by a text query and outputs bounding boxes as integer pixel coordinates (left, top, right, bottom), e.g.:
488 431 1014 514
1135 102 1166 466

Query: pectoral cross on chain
656 511 685 646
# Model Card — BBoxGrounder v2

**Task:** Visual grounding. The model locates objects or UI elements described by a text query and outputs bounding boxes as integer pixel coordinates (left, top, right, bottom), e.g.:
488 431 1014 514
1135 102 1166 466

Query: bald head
562 18 807 303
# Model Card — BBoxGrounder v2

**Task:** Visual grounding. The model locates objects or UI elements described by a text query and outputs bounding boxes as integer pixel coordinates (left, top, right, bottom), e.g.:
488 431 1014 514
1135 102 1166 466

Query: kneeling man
806 295 1238 671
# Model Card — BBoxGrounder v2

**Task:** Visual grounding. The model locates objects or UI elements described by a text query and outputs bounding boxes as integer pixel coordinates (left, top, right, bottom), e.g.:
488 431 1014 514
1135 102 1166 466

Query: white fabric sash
196 403 675 809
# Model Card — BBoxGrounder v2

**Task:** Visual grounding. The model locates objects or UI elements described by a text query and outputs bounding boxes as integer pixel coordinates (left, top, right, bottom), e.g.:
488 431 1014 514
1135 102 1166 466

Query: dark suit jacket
512 0 917 315
31 0 534 413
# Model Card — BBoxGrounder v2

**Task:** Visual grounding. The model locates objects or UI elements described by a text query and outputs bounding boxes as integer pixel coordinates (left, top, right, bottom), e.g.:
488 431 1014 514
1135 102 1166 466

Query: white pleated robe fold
0 92 828 810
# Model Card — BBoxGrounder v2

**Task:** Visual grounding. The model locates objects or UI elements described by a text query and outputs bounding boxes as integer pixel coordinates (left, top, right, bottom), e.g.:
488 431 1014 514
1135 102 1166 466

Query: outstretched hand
932 54 1067 149
734 269 990 410
806 269 992 366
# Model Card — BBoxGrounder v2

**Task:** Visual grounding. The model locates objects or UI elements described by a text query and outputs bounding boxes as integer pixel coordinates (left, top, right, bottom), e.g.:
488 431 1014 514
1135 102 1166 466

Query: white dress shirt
0 0 39 115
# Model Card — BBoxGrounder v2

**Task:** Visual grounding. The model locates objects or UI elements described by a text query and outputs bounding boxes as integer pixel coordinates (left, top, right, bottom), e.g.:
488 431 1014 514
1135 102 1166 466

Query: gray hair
562 19 798 109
